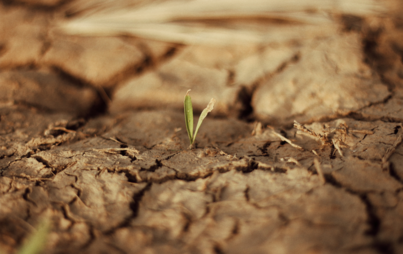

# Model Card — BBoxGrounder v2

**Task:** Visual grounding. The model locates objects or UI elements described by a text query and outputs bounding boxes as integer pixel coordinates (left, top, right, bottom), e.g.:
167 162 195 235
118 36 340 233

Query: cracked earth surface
1 0 403 253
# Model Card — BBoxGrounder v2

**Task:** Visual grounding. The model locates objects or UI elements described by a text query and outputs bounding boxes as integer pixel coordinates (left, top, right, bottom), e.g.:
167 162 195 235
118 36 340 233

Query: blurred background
0 0 402 124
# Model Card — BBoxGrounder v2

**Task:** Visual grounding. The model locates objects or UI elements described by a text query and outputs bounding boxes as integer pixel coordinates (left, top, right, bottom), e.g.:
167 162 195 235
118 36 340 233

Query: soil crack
104 182 152 234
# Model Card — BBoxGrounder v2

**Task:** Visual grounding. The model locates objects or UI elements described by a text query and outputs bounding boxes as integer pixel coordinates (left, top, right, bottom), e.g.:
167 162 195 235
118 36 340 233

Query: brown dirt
1 1 403 254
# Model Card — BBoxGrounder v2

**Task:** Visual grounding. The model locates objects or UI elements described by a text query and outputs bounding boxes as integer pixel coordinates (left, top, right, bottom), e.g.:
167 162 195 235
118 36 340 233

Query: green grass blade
193 98 216 143
19 218 51 254
184 89 194 144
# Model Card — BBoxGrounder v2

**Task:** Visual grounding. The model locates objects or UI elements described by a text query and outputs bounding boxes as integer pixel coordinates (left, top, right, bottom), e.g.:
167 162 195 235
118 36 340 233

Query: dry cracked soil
1 0 403 253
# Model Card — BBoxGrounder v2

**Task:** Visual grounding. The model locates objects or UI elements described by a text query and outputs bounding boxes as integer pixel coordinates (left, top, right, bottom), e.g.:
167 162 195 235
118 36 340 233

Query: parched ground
1 0 403 253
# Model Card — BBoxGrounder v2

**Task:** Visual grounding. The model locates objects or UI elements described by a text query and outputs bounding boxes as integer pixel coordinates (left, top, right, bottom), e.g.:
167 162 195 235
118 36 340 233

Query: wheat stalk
58 0 387 45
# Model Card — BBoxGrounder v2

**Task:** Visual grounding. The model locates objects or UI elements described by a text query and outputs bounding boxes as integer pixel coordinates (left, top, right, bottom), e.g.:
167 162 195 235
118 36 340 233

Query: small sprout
18 218 51 254
184 90 215 148
184 90 194 145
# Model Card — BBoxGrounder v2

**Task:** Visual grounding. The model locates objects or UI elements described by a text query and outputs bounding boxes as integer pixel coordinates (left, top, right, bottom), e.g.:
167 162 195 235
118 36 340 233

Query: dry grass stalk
280 157 301 166
294 120 328 145
313 158 326 184
332 139 344 157
58 0 386 45
251 122 263 136
65 0 385 23
350 129 374 135
49 127 76 133
271 130 304 150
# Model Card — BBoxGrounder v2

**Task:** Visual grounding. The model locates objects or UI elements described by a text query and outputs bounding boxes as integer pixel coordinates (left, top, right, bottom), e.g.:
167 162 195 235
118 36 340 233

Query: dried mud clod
4 106 399 254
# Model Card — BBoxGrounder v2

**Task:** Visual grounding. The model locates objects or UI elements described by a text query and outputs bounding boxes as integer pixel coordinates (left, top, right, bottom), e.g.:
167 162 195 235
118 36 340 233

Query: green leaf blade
19 218 51 254
193 98 216 143
184 89 194 144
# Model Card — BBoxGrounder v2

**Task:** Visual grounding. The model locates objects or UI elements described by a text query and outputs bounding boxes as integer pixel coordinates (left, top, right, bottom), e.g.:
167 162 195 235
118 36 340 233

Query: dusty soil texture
1 1 403 254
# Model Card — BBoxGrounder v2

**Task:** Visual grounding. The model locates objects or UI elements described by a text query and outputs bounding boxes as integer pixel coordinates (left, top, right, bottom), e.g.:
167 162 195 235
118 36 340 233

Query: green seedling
184 90 216 148
18 218 51 254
